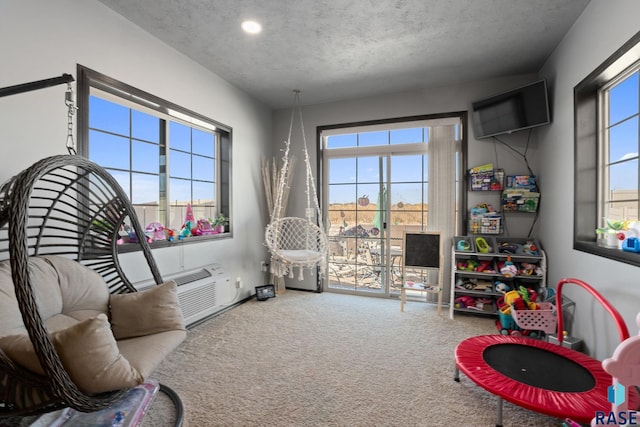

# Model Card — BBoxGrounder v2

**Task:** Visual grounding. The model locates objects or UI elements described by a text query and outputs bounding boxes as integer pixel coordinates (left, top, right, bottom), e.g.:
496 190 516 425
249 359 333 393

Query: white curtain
428 123 460 300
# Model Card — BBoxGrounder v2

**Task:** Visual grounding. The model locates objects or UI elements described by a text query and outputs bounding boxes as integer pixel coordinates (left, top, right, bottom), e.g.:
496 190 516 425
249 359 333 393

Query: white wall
272 74 543 291
0 0 273 302
538 0 640 359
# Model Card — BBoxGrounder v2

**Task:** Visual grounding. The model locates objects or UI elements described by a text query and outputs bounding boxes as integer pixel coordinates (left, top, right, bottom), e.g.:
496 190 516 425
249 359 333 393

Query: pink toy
454 295 475 309
592 312 640 426
145 222 166 241
195 218 217 236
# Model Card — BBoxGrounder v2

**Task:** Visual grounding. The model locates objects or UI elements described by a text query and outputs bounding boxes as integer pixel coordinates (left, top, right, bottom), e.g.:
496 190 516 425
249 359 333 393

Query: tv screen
472 80 551 139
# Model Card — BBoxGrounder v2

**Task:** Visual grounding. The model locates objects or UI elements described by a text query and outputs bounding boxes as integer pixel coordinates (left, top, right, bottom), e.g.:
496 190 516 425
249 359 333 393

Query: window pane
391 155 423 182
132 140 159 173
356 183 382 208
609 117 639 164
169 177 191 205
132 110 160 143
357 156 382 183
131 172 159 205
192 181 214 204
359 131 388 147
107 169 130 200
391 182 423 206
328 158 356 184
609 159 638 193
169 150 191 179
89 130 130 169
89 96 129 136
191 203 214 222
192 155 214 181
170 122 191 151
328 183 356 204
326 133 357 149
610 72 639 124
608 201 639 222
390 128 423 144
192 129 214 156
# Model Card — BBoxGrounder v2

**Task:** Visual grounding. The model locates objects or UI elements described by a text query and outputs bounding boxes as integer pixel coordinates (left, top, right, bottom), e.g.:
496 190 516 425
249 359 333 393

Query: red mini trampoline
454 278 640 426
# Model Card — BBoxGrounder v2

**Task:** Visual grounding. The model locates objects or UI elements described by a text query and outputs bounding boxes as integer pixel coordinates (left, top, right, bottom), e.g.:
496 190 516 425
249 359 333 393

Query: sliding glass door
320 116 463 298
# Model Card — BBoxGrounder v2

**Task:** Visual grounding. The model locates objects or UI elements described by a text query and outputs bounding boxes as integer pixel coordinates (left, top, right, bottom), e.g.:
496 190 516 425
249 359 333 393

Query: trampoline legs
454 366 460 382
496 396 503 427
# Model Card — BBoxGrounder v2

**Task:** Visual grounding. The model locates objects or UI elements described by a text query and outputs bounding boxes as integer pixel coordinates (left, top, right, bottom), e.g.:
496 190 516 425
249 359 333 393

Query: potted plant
211 213 229 233
596 218 627 248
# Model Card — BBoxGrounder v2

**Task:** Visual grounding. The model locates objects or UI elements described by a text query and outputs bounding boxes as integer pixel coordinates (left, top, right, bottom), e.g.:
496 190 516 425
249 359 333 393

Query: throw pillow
0 314 143 394
109 281 185 340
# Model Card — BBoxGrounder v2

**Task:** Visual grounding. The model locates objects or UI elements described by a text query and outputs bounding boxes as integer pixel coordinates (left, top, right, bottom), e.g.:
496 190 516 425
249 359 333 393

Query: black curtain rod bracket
0 73 75 98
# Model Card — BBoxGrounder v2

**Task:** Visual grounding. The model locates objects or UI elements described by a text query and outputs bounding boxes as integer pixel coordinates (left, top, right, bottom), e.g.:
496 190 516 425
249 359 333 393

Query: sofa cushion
0 258 64 337
109 281 186 340
118 330 187 379
0 314 143 394
42 255 109 316
0 256 110 338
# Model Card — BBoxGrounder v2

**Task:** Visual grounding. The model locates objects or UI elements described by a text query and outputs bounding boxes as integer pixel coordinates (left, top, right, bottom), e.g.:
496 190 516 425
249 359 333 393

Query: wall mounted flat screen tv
472 80 551 139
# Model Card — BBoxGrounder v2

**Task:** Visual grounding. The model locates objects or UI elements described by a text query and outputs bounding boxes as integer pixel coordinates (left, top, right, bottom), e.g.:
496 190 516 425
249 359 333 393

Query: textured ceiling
96 0 590 109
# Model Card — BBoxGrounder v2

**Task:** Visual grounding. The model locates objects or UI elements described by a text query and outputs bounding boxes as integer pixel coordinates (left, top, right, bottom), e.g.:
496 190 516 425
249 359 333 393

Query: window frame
76 65 232 249
574 31 640 266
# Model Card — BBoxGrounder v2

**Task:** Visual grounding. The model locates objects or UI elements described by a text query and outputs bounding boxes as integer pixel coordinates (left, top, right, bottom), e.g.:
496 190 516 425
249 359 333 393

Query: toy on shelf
179 203 197 239
145 222 166 241
499 255 518 277
494 281 510 293
455 295 494 312
456 259 497 274
455 277 494 292
195 218 217 236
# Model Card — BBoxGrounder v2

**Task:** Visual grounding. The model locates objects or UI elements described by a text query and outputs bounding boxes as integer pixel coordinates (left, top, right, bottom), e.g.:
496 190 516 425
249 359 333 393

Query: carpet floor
140 290 562 427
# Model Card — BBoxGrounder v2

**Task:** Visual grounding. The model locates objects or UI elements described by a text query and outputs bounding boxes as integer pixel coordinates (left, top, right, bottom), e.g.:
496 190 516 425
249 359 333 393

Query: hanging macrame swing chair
265 90 328 280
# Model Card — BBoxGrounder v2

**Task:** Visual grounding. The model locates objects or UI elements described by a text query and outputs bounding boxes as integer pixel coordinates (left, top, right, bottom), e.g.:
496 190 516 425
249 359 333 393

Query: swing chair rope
293 90 323 230
265 90 328 279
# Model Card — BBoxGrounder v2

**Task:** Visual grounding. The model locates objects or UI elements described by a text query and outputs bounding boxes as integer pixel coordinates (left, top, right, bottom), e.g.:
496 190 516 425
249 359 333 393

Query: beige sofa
0 255 186 395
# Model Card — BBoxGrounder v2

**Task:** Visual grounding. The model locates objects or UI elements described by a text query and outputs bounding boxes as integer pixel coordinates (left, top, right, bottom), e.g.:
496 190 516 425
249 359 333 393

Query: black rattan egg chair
0 155 185 425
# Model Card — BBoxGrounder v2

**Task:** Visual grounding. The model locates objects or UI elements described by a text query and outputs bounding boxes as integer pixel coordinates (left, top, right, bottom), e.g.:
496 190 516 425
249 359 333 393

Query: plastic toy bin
453 236 475 252
511 302 557 334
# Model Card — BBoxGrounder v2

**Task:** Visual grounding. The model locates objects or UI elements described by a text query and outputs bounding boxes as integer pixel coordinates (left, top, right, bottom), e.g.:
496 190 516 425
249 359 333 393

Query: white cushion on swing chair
276 249 324 263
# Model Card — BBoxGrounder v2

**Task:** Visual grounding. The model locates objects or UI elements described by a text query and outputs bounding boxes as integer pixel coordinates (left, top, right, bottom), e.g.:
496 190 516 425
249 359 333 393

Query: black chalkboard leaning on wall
402 231 441 269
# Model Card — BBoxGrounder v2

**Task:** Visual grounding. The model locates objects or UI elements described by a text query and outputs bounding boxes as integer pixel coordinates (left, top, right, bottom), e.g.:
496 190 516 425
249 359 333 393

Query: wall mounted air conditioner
135 264 231 327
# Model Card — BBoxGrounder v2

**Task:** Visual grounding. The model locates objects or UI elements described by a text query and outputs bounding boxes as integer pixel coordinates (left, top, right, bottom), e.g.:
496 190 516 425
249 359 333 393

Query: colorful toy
195 218 217 236
180 203 197 238
456 260 479 271
145 222 166 241
454 296 476 309
499 256 518 277
522 240 540 255
475 260 491 272
494 281 510 293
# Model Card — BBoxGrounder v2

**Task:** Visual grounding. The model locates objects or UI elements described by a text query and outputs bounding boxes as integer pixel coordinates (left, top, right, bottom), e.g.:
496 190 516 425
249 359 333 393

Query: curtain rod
0 73 74 98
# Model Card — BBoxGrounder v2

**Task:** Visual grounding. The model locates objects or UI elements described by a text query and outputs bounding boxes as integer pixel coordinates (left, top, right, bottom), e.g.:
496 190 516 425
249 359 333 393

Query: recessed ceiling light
241 20 262 34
